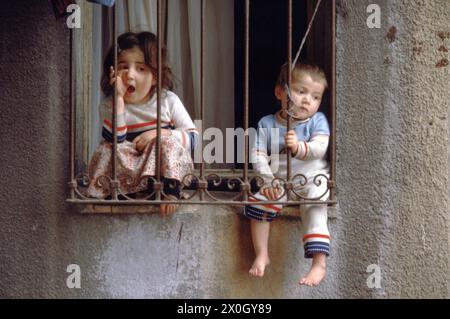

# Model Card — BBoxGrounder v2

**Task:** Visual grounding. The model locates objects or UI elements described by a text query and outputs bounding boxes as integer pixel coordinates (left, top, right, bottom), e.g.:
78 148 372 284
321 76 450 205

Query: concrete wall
0 0 448 298
336 0 449 298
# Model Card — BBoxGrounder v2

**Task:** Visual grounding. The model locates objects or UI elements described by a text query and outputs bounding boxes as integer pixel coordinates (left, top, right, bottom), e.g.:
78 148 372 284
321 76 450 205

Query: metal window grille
67 0 337 207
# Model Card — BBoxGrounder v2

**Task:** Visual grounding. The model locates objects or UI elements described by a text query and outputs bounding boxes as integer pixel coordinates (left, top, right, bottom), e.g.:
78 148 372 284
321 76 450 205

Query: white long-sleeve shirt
251 110 330 183
101 90 198 152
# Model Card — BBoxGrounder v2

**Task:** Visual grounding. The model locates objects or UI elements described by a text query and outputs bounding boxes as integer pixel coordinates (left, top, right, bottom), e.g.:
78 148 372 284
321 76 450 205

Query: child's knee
244 205 278 222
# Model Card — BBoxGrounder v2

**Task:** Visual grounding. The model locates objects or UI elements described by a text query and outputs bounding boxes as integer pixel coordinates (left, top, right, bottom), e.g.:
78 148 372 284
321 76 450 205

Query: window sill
74 191 338 219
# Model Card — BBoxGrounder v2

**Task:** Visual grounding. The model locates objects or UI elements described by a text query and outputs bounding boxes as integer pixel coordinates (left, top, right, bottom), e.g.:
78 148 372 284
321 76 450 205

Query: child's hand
261 186 282 201
133 130 157 152
109 66 128 97
133 129 172 152
284 130 299 155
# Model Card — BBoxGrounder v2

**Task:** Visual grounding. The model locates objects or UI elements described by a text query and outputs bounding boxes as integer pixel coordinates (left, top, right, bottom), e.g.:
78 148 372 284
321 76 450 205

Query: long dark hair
100 31 174 97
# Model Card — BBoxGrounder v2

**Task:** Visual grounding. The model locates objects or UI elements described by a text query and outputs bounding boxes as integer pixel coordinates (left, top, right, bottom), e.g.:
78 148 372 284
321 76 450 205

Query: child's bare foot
249 255 270 277
299 263 326 286
160 195 179 217
299 253 326 286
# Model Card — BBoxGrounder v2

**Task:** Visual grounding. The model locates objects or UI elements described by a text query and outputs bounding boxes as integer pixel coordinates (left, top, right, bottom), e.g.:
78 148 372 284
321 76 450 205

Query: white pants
245 156 330 258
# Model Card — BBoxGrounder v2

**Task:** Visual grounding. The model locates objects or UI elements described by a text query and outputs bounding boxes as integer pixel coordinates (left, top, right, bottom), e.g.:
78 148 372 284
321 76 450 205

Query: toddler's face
117 47 155 104
275 74 325 121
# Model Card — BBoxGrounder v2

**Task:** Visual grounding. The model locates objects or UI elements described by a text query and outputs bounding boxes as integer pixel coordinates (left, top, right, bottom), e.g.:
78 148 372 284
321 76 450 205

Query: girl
86 32 198 216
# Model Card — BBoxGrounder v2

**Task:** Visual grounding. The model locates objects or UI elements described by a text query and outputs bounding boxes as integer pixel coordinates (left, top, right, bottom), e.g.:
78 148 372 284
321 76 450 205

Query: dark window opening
234 0 333 169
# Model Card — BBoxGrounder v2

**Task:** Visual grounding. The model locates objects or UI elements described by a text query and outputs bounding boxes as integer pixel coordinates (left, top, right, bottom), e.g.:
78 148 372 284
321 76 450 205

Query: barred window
67 0 336 211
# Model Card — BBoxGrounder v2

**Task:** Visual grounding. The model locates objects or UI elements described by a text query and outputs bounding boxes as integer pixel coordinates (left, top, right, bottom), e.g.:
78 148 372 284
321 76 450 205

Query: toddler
245 62 331 286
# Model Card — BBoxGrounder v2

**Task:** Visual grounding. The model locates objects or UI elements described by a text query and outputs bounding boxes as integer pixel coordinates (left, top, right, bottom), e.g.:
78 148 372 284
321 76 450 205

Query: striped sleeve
100 99 127 143
295 135 329 160
294 113 330 160
251 121 275 184
168 93 199 152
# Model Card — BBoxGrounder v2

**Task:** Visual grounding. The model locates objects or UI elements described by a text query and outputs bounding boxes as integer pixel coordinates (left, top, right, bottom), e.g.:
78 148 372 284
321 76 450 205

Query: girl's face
117 47 156 104
275 74 325 121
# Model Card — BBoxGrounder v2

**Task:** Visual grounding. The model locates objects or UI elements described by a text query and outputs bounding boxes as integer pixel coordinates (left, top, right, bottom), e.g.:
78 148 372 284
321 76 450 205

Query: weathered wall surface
0 0 448 298
336 0 450 298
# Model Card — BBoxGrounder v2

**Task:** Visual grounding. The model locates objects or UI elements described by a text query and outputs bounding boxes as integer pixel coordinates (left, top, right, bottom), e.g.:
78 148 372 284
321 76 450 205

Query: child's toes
169 204 179 215
159 205 168 217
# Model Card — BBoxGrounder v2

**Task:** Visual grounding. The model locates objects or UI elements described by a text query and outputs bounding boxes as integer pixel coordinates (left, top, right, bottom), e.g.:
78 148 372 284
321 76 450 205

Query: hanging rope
285 0 323 120
292 0 323 70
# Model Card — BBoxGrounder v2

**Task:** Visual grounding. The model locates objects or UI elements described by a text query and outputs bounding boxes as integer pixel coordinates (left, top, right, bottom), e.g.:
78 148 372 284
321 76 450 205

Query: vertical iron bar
286 0 292 183
111 3 118 200
156 0 162 200
330 0 336 203
243 0 250 200
200 0 205 200
69 29 75 199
